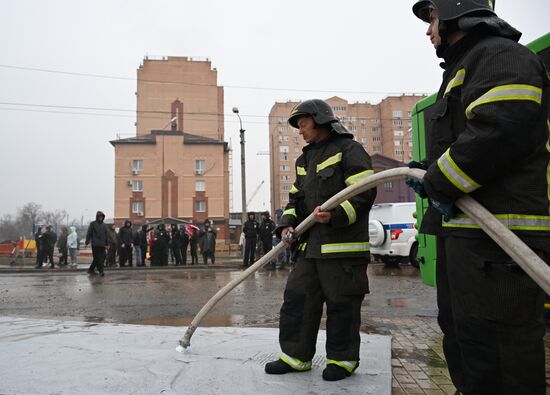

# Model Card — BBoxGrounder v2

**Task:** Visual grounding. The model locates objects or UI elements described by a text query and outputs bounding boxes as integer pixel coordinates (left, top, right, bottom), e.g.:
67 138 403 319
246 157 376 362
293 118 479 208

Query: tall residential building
268 95 426 214
111 57 230 241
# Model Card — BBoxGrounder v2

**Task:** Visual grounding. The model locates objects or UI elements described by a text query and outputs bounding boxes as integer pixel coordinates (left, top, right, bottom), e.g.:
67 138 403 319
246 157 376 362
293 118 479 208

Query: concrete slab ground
0 316 391 395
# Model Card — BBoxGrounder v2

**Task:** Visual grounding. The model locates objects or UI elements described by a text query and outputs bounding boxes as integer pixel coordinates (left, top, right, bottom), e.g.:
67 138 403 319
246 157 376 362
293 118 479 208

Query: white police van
368 202 418 267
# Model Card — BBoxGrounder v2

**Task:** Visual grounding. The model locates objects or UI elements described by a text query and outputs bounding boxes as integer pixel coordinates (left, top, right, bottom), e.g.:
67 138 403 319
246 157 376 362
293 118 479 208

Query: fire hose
177 167 550 350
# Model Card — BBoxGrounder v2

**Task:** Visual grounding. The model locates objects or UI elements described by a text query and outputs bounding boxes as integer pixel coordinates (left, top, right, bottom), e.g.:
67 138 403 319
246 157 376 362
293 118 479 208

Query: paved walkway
0 317 392 395
364 316 550 394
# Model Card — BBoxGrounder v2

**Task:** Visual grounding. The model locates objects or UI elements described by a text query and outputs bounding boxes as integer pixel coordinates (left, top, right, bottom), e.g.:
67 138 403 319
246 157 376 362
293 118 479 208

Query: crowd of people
85 214 220 275
33 215 228 273
33 210 287 274
34 225 79 269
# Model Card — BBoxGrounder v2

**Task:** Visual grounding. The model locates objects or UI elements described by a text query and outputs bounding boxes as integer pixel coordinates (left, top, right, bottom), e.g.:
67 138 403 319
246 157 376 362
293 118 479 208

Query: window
280 165 290 172
294 147 300 153
393 130 404 137
195 159 205 175
293 137 299 144
132 202 144 214
281 185 292 191
360 137 368 143
395 150 405 156
392 110 403 118
372 127 380 132
373 147 382 153
281 175 291 181
373 136 382 142
195 180 205 191
407 111 412 117
394 141 403 146
279 126 288 132
279 135 289 142
360 119 367 125
280 154 289 161
279 116 288 123
349 125 356 131
281 195 289 202
372 118 380 124
132 159 144 172
195 200 206 212
132 180 143 192
279 146 289 153
393 119 403 126
332 105 347 112
361 127 367 132
384 182 393 190
408 141 413 147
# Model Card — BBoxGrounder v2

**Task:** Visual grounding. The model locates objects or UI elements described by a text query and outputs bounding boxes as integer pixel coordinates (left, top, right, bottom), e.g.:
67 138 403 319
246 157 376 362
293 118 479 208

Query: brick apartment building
268 95 425 214
110 57 230 241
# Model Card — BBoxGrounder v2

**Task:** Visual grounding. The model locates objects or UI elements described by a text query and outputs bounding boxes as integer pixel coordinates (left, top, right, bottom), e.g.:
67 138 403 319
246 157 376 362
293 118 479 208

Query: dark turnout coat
420 30 550 251
85 211 109 247
276 133 376 259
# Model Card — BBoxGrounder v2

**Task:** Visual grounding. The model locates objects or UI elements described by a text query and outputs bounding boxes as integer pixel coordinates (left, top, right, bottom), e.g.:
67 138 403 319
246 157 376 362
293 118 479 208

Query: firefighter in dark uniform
409 2 550 393
265 99 376 381
242 212 259 267
259 211 276 269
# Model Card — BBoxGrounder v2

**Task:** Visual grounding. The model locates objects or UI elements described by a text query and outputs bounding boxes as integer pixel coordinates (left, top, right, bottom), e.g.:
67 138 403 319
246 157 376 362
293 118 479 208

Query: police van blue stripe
382 223 414 230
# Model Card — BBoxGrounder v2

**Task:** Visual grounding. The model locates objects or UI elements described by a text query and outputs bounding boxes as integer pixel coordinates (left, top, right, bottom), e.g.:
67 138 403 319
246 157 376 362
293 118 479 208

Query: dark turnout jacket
259 218 275 242
118 220 133 246
277 133 376 259
42 230 58 249
420 28 550 249
243 219 259 239
85 211 109 247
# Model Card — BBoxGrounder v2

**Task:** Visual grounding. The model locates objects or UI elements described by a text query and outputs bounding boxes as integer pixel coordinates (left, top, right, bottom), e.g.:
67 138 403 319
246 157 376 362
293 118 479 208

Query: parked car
368 202 418 267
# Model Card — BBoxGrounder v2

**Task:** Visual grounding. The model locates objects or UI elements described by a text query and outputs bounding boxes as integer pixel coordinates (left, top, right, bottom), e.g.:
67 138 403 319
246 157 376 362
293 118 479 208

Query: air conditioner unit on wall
137 212 144 217
195 170 204 175
127 180 133 187
132 170 139 175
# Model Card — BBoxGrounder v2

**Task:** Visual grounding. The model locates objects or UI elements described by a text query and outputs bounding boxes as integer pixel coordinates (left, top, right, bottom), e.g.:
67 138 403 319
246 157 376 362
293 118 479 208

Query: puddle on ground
125 314 247 327
386 298 407 308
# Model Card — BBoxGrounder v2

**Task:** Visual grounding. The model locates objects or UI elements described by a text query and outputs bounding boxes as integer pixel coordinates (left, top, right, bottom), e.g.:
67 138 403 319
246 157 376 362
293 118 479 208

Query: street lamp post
80 209 89 235
232 107 247 227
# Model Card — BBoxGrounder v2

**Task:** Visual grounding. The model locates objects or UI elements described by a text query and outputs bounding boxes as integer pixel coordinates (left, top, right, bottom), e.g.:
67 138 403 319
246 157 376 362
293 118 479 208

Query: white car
368 202 418 267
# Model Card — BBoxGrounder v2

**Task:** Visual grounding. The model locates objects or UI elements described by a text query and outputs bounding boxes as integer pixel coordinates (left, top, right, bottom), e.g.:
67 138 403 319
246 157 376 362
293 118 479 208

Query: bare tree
17 202 42 237
0 203 78 241
0 214 19 241
41 209 69 230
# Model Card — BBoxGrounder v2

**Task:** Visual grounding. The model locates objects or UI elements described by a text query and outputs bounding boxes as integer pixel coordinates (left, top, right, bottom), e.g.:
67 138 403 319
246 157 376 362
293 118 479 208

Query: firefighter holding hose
409 1 550 393
264 99 376 381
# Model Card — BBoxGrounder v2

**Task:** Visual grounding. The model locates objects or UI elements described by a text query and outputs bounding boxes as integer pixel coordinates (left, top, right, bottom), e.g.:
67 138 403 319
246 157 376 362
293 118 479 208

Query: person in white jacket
67 226 79 268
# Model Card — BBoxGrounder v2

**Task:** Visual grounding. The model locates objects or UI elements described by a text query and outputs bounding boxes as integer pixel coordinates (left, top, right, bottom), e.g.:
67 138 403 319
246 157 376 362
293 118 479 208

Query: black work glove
408 160 428 170
405 161 429 198
430 199 457 222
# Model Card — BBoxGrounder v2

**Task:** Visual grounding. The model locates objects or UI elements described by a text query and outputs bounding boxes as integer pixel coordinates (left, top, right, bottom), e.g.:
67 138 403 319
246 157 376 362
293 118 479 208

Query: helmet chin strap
435 20 450 58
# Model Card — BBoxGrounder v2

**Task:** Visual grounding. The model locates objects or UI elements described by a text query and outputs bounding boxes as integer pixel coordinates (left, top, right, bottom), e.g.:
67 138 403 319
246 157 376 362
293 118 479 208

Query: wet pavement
0 263 547 394
0 264 436 326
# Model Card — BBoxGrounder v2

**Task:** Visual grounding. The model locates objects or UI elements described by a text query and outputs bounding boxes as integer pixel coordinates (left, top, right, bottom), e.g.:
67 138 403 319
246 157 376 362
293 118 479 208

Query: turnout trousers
278 256 368 363
243 238 256 266
436 235 547 395
89 246 106 274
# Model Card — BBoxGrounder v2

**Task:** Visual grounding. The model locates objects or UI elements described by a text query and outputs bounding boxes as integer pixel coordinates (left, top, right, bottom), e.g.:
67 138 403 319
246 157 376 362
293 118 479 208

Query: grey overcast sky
0 0 548 222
